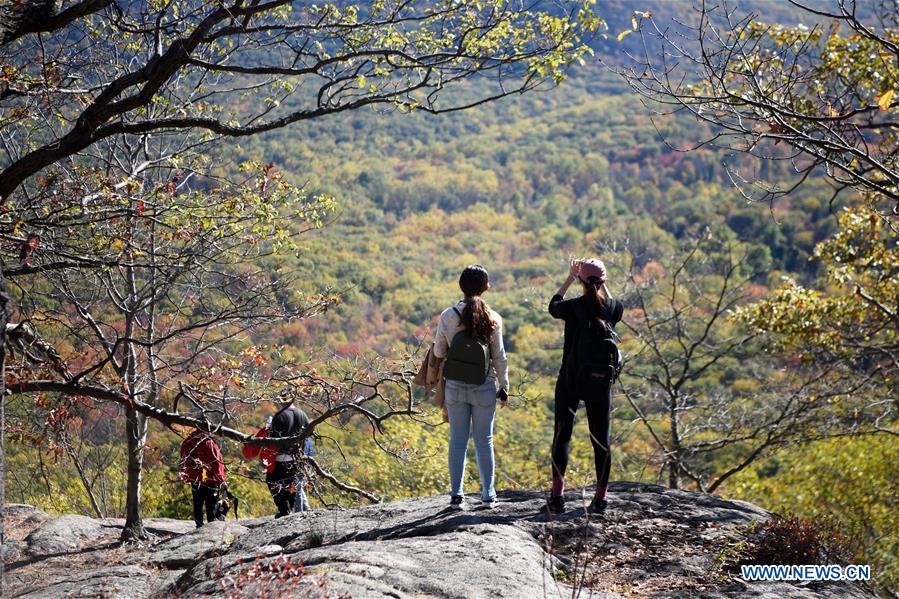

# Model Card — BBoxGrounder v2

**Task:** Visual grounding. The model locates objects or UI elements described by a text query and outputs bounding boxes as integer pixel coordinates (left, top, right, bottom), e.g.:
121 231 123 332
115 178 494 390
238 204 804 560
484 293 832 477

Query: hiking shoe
587 498 607 515
482 497 498 509
450 495 465 510
540 495 565 514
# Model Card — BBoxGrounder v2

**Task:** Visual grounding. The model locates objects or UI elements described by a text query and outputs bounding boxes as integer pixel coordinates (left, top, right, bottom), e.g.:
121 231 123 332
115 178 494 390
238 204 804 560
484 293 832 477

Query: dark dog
213 485 240 520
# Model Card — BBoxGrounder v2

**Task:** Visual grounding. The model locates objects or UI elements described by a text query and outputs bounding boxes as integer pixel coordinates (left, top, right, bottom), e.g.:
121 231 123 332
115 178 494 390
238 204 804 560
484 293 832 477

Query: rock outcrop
2 483 875 598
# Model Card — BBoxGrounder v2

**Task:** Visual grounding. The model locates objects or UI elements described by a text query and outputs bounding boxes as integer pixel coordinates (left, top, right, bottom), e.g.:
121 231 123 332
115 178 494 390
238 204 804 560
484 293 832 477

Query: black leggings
191 483 218 526
550 376 612 490
267 460 299 517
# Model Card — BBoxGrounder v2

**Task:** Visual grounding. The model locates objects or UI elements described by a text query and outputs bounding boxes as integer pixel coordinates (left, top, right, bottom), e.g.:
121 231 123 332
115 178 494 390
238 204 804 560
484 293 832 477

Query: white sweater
433 301 510 390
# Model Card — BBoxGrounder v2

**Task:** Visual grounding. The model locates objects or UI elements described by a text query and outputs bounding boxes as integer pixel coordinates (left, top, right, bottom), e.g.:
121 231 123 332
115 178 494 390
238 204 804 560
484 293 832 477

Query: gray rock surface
3 484 877 599
2 504 49 519
23 514 121 556
142 517 200 536
1 539 26 563
148 520 248 567
172 483 871 599
11 566 154 599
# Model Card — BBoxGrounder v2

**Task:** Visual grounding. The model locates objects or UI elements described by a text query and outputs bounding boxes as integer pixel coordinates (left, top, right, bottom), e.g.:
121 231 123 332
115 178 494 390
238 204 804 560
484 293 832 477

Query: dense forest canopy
0 0 602 543
1 0 897 592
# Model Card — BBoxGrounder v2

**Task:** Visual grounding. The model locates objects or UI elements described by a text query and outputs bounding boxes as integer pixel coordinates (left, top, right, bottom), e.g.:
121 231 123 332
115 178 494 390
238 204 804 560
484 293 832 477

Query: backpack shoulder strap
612 299 624 325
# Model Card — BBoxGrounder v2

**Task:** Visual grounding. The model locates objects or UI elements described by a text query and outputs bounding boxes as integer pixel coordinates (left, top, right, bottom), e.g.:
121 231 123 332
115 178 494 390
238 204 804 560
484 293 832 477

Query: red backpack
241 427 277 473
179 431 226 484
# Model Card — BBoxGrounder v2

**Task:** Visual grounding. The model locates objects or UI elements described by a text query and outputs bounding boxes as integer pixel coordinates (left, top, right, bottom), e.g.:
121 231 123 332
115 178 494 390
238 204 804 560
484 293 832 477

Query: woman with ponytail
434 265 509 510
544 258 624 515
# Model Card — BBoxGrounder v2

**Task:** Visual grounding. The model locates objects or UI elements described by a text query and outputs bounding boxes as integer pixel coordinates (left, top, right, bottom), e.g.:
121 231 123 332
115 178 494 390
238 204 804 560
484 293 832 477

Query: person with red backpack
243 402 312 518
179 429 227 527
242 425 278 472
544 258 624 515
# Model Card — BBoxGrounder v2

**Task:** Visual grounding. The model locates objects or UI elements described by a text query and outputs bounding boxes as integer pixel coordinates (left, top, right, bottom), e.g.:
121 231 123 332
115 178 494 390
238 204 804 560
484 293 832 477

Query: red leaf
19 234 39 263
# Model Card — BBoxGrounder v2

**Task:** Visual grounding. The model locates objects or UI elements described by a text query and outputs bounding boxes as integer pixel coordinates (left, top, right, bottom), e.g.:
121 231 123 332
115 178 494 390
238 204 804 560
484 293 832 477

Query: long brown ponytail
581 279 607 314
578 258 609 315
458 265 497 341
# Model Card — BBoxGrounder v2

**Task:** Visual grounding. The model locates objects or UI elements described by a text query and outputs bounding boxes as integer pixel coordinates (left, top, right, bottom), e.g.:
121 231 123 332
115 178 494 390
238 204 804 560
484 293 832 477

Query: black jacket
270 404 309 440
549 293 624 381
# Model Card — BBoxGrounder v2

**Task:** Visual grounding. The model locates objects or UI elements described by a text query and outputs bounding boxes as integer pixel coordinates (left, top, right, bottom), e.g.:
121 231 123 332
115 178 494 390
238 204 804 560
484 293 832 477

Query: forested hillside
17 53 892 587
2 0 896 593
228 62 893 586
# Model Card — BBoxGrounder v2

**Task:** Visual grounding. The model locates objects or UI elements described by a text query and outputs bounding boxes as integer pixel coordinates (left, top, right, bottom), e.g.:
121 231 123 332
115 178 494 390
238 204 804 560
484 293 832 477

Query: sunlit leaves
671 15 899 214
618 10 649 43
727 435 899 591
877 88 895 111
735 204 897 377
1 0 603 204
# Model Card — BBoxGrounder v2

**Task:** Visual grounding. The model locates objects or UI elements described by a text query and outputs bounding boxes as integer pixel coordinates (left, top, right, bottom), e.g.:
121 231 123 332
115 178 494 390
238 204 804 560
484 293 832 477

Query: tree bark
121 406 148 542
0 269 10 596
668 457 681 490
0 0 54 46
668 397 681 489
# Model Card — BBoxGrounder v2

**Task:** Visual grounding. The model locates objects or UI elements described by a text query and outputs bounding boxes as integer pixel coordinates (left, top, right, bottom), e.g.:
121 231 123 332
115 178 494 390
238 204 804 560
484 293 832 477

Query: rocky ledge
2 482 875 598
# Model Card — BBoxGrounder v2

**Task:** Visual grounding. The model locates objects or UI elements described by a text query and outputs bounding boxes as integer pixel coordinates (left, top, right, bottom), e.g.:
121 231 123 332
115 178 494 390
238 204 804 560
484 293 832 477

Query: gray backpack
442 307 491 385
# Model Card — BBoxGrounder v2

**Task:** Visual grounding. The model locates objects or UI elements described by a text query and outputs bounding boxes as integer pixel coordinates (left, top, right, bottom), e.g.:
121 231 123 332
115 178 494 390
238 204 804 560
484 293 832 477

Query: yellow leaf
877 89 894 110
617 29 632 42
631 15 637 30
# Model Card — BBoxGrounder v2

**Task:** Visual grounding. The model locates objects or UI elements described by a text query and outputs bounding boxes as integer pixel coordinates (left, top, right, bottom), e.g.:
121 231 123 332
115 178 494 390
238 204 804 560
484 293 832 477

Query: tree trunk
0 0 54 45
668 458 680 490
121 406 148 542
668 394 681 490
0 271 11 596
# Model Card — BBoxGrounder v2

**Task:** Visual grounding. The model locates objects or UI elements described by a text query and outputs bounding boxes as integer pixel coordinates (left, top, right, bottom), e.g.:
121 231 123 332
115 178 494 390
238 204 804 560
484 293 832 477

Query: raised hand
569 258 582 279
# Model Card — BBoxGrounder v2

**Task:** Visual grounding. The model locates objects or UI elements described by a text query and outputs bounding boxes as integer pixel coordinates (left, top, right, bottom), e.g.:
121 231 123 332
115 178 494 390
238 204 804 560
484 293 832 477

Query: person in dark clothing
266 400 310 518
544 258 624 515
189 483 218 527
179 429 227 527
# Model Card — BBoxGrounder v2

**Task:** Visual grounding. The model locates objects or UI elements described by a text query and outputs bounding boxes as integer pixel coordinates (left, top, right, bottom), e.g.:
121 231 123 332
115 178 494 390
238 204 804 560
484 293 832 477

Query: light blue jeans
445 379 497 501
293 473 310 512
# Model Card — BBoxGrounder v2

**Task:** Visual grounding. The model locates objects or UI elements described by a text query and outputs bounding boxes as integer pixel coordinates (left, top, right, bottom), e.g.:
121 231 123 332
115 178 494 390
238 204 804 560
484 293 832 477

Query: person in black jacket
267 399 309 518
544 258 624 515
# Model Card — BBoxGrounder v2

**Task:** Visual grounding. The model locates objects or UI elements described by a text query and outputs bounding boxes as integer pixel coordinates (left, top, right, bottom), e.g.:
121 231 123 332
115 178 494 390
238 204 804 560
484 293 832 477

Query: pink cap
578 259 606 284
